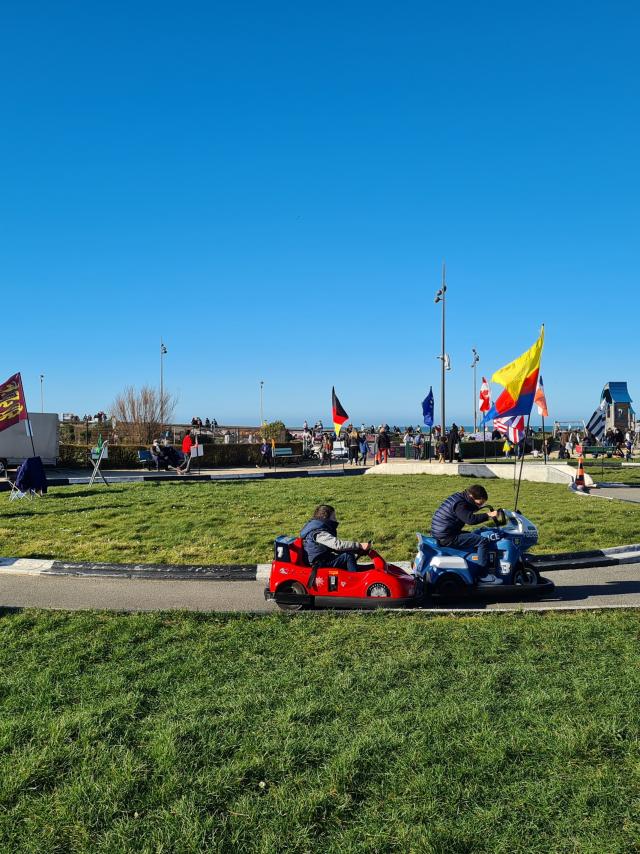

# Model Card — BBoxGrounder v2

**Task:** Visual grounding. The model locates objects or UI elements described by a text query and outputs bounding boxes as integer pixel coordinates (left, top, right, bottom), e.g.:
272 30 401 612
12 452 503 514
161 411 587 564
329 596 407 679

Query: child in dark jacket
431 484 500 583
300 504 370 571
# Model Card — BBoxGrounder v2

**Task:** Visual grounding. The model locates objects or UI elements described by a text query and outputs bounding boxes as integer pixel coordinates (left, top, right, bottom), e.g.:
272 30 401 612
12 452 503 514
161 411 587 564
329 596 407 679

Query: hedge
57 443 304 470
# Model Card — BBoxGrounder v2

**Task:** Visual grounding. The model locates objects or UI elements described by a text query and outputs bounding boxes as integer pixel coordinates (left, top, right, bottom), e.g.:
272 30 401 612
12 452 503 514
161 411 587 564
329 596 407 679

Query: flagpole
434 264 447 437
483 424 486 463
514 411 532 510
24 402 37 458
542 413 547 464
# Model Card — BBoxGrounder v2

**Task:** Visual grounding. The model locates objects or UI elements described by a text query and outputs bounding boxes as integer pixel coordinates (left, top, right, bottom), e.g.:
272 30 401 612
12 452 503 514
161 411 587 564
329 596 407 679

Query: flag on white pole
534 376 549 417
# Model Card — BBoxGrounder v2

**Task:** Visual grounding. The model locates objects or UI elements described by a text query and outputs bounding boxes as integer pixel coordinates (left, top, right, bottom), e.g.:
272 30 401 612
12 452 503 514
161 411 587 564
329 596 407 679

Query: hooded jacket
300 518 360 566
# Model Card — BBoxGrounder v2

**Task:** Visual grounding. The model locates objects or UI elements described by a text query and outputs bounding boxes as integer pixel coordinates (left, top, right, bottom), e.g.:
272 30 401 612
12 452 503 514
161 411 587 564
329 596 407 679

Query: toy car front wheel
513 563 538 586
275 580 309 612
367 582 391 598
433 574 466 601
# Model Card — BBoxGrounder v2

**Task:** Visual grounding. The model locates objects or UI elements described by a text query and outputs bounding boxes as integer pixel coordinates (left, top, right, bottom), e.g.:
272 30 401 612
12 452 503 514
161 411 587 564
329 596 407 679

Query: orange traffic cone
574 455 587 491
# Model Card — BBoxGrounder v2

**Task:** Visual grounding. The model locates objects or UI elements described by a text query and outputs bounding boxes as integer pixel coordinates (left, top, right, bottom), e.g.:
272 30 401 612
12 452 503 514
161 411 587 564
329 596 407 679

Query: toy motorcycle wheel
434 574 466 601
513 563 538 586
275 580 308 612
367 582 391 598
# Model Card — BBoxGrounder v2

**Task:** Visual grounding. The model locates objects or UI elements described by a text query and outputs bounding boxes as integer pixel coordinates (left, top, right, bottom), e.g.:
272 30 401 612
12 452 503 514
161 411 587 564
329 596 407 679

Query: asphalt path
2 561 640 612
592 487 640 503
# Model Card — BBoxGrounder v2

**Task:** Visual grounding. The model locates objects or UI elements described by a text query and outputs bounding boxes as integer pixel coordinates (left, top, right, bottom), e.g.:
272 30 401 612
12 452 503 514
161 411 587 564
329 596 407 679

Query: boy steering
431 484 501 584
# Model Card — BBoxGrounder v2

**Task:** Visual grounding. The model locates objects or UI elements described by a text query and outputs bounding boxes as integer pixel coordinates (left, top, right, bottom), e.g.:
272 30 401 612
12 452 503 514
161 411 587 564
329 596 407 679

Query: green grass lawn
1 609 639 853
1 475 639 565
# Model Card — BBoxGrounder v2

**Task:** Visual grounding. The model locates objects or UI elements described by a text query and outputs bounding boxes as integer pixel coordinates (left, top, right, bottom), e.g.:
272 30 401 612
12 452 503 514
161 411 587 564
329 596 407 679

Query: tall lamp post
471 348 480 432
260 380 265 428
40 374 44 413
160 340 167 434
434 263 447 435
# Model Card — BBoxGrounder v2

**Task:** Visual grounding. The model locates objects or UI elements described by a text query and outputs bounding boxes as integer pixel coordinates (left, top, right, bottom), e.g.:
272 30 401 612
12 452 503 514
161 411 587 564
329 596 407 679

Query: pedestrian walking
448 423 460 463
177 430 194 474
358 433 370 466
347 425 360 465
413 433 423 460
376 426 390 465
257 439 272 468
321 434 333 466
403 430 413 460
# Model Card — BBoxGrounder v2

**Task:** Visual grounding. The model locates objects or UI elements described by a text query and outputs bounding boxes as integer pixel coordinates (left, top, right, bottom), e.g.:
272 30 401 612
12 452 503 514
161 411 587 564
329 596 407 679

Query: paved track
2 562 640 612
592 487 640 503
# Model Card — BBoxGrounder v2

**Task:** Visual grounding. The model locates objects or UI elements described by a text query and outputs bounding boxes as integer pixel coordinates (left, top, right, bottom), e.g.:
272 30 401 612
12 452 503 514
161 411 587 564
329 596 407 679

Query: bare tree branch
111 386 177 444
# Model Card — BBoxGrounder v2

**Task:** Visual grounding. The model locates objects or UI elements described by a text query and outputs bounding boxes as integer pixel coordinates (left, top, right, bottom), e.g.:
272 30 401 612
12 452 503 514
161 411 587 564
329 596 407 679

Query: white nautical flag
586 403 606 440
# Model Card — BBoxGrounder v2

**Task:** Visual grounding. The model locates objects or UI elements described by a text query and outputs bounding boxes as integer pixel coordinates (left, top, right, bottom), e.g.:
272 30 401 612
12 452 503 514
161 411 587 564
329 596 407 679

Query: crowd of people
190 416 217 431
299 423 469 466
552 427 637 461
142 418 638 475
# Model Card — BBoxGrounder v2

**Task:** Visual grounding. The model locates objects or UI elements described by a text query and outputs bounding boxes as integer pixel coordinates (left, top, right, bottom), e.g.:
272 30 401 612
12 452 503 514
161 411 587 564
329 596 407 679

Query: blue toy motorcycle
413 507 555 600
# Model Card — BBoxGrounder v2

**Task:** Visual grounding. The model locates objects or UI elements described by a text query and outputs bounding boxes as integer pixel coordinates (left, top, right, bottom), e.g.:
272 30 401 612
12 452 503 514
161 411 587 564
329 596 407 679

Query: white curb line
0 558 55 574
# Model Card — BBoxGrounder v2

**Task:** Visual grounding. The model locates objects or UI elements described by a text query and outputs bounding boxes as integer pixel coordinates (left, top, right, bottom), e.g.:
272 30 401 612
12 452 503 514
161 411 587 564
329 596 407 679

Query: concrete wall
365 460 593 486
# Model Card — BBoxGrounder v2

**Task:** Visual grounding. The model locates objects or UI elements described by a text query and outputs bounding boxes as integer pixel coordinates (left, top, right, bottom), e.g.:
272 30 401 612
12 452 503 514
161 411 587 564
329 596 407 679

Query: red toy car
264 536 417 610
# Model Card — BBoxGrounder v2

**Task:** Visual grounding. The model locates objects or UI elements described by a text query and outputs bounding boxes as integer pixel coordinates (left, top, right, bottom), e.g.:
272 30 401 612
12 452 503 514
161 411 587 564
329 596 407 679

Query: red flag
331 387 349 437
0 373 28 433
534 376 548 418
479 376 491 413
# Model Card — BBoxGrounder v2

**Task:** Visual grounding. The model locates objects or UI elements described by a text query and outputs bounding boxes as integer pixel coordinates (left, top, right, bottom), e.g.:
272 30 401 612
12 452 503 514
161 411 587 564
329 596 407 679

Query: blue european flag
422 387 434 428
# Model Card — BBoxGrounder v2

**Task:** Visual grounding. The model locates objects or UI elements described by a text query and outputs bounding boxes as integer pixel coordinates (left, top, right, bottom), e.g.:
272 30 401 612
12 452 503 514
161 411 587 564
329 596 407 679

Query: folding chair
9 477 36 501
8 457 47 500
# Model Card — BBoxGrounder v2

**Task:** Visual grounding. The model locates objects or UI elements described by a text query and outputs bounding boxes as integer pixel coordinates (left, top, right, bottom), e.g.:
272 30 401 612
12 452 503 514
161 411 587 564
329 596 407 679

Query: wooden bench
272 447 303 469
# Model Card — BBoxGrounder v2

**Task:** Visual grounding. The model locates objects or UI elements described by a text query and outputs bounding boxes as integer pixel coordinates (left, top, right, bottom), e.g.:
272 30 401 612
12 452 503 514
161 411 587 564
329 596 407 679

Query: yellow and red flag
0 373 28 433
331 387 349 436
482 326 544 422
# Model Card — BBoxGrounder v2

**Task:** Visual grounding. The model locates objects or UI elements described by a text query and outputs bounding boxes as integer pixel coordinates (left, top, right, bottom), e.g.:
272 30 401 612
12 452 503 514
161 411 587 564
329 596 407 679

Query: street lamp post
40 374 44 413
471 348 480 432
160 340 167 434
434 263 447 435
260 380 264 428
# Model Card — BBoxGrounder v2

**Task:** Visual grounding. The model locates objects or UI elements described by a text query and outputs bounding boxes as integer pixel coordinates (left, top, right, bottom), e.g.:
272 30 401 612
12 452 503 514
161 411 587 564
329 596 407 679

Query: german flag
332 387 349 436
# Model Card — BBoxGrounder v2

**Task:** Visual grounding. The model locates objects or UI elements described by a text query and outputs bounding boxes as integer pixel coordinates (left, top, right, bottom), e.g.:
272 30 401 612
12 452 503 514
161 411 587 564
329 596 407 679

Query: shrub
57 442 304 469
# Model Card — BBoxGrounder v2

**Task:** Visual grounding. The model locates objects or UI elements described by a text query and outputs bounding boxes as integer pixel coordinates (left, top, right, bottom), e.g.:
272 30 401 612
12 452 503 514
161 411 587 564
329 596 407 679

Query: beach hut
601 382 635 432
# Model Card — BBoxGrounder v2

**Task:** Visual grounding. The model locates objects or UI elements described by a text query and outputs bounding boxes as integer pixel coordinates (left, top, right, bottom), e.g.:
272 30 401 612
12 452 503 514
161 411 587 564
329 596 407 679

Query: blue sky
1 2 638 427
